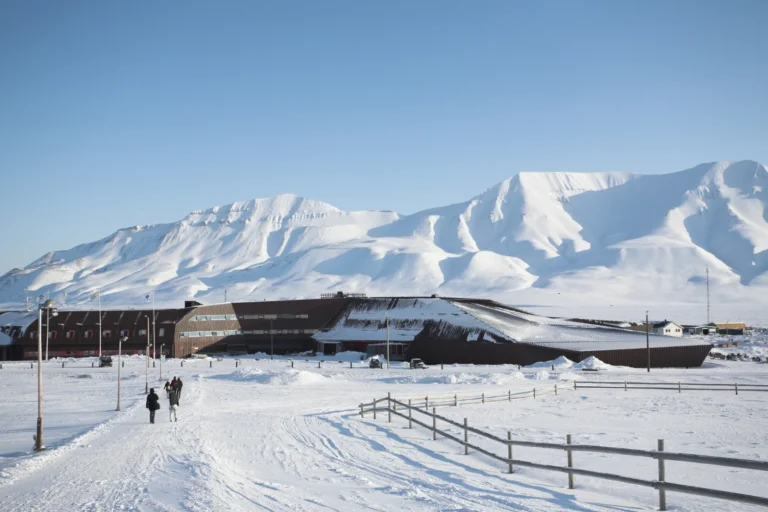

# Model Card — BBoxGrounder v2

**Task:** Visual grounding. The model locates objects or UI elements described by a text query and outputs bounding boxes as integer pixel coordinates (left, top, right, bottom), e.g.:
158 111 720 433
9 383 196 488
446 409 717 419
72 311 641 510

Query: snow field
0 354 767 511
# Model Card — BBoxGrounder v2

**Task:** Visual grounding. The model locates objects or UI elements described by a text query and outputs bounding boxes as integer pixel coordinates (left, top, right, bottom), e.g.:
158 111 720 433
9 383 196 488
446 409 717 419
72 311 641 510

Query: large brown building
0 295 712 368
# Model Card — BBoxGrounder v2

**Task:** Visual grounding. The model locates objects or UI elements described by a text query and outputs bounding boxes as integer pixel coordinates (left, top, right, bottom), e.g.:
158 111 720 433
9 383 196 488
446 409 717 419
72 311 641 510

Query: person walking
163 380 172 397
146 388 160 424
168 388 179 422
176 377 183 400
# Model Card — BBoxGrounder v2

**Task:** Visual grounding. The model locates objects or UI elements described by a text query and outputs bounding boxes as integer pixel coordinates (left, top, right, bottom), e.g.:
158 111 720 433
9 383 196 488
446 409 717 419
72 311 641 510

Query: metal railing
575 380 768 395
359 395 768 510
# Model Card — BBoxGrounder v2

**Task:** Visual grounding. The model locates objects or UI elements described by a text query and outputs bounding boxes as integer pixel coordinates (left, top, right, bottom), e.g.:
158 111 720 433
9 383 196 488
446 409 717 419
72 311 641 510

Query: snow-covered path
1 356 767 511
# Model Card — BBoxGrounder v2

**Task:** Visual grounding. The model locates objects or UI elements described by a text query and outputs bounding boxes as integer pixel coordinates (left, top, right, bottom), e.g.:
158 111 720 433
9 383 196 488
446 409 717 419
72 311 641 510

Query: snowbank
209 368 337 386
382 371 526 386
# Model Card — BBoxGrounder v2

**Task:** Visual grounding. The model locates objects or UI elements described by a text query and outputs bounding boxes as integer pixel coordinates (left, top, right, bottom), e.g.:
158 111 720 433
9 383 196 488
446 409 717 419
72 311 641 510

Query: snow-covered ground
1 353 767 511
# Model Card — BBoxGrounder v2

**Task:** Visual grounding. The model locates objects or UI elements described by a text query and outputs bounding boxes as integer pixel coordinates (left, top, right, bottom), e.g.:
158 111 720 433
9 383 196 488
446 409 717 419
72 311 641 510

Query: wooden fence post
426 396 429 409
464 418 469 455
318 361 321 369
555 384 558 395
508 390 511 401
678 382 681 393
533 388 536 399
432 408 437 440
359 403 364 417
624 381 627 391
735 383 739 395
408 399 412 428
388 392 391 423
482 392 485 404
567 434 574 489
350 362 352 369
454 394 458 406
658 439 667 510
574 381 577 390
508 431 513 473
408 399 412 429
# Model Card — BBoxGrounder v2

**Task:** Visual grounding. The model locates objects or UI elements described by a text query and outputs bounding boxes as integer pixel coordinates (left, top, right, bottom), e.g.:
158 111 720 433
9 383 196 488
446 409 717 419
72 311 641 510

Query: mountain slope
2 161 767 324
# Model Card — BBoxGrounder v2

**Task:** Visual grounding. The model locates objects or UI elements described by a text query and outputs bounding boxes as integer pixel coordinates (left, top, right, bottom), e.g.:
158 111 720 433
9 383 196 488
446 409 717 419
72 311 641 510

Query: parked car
99 356 113 368
369 357 382 369
409 358 427 369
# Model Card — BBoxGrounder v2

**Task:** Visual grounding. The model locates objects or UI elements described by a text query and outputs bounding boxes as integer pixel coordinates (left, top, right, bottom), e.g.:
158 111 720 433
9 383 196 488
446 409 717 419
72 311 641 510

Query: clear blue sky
1 0 766 273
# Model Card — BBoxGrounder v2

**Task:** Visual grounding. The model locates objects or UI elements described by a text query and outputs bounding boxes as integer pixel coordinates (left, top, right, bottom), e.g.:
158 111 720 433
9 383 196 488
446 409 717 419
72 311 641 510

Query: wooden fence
575 381 768 395
359 395 768 510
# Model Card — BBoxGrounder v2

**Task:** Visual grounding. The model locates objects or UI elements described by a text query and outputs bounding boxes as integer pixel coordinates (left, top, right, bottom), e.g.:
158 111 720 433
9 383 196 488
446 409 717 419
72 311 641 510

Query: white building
652 321 684 337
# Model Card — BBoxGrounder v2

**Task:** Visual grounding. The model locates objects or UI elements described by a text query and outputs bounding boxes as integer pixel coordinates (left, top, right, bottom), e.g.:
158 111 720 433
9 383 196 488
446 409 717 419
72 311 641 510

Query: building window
30 331 38 339
139 329 147 336
48 331 57 340
120 329 130 338
103 330 112 339
84 330 94 339
190 314 237 322
66 330 76 339
159 328 166 337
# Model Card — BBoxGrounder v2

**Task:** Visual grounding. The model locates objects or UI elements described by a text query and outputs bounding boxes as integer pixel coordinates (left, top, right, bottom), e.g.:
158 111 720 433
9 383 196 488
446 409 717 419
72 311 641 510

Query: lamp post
45 307 50 362
386 315 390 369
117 336 126 411
160 343 165 381
646 311 650 373
145 316 150 394
35 299 57 451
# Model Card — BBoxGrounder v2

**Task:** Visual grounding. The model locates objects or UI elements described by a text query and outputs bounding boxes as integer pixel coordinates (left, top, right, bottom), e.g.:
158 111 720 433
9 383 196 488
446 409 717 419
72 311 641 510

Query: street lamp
117 336 127 411
160 343 165 381
35 299 57 451
646 311 650 373
145 316 150 394
44 306 57 362
386 315 390 370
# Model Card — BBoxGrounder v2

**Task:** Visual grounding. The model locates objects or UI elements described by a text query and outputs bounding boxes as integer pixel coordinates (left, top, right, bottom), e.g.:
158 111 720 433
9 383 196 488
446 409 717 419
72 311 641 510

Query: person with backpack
176 377 183 400
163 380 172 397
146 388 160 424
168 388 179 422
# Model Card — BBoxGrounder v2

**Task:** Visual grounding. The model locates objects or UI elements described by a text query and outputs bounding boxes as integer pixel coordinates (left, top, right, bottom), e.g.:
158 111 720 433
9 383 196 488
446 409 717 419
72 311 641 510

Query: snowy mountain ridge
2 160 767 324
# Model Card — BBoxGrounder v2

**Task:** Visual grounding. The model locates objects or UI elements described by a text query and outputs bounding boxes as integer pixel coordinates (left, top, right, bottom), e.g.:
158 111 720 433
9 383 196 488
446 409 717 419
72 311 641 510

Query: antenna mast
706 266 710 324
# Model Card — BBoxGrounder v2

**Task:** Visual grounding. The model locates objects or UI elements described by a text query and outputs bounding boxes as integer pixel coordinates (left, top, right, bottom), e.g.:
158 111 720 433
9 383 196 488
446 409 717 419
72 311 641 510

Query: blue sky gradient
1 0 766 272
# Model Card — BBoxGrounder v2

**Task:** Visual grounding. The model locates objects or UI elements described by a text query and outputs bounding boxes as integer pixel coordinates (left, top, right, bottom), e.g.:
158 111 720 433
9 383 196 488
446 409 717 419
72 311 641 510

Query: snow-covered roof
314 298 498 342
451 301 711 351
0 311 38 329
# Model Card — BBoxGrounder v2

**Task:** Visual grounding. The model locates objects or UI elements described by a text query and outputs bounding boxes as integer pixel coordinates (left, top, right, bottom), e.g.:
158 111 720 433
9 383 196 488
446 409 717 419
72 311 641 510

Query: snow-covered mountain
2 160 767 324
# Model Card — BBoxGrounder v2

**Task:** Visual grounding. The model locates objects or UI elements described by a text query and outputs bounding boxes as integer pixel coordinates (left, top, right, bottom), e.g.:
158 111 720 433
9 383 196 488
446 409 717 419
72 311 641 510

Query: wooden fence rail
575 381 768 395
358 395 768 510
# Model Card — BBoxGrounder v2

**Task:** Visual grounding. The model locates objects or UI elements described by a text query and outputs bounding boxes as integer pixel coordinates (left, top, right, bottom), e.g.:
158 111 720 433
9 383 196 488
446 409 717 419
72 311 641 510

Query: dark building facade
1 296 712 368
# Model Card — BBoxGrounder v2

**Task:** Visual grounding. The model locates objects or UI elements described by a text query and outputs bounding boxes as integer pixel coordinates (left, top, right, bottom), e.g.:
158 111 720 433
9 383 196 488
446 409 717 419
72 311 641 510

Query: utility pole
117 337 124 411
646 311 650 373
45 307 50 362
386 315 390 369
145 316 150 394
36 305 44 450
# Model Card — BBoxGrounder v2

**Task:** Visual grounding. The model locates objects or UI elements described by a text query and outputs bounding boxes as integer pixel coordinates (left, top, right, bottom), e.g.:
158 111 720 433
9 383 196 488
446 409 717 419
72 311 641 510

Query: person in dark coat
176 378 183 400
163 380 172 397
168 388 179 422
146 388 160 423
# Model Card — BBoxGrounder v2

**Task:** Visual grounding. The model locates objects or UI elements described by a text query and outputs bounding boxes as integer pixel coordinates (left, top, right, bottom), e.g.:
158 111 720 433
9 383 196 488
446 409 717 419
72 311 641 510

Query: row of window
179 328 316 338
240 314 309 320
187 313 309 323
190 314 237 322
29 328 166 340
180 330 241 338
